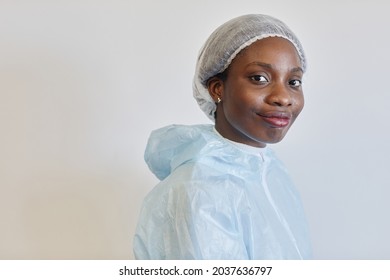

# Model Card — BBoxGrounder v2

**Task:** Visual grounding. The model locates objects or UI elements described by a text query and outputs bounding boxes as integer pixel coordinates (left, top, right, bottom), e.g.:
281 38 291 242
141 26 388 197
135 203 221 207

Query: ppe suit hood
145 124 224 181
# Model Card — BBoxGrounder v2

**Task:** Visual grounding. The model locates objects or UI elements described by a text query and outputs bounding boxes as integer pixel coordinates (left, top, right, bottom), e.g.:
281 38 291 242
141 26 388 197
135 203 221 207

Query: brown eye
250 75 268 83
289 79 302 87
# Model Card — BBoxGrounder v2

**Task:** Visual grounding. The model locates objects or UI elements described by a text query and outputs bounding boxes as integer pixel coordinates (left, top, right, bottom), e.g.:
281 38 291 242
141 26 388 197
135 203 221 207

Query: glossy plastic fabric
133 125 312 259
193 14 306 121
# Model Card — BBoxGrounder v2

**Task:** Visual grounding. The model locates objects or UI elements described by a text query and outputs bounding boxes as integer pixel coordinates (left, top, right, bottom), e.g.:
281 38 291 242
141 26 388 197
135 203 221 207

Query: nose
265 83 292 107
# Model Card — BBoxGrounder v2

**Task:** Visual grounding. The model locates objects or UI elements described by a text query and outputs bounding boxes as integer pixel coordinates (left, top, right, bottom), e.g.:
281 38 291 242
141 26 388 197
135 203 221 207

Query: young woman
133 14 312 259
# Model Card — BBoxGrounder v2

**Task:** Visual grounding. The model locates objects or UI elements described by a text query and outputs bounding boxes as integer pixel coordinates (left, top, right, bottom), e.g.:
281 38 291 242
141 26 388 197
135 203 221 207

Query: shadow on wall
0 34 152 259
0 165 150 260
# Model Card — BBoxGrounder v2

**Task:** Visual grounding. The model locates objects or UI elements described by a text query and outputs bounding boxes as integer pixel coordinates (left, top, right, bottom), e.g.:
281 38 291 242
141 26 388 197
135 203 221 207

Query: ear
207 77 224 103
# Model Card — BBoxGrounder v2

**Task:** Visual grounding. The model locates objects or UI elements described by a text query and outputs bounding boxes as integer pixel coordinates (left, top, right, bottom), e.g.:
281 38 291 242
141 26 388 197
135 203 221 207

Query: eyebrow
249 62 272 69
249 62 304 74
291 66 304 74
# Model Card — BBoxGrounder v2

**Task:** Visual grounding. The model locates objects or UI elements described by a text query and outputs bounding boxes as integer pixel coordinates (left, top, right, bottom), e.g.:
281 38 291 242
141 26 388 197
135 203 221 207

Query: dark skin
207 37 304 148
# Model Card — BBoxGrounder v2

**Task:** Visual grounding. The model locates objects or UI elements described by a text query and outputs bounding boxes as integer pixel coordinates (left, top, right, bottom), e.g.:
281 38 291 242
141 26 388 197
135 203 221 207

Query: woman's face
209 37 304 148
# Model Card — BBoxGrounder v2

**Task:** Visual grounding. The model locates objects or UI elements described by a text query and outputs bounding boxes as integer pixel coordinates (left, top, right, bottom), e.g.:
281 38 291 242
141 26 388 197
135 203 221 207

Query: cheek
293 94 305 117
223 85 247 111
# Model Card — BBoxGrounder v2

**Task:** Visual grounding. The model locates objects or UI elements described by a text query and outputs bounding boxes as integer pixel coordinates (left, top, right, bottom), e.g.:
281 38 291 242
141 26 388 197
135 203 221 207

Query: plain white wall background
1 0 389 259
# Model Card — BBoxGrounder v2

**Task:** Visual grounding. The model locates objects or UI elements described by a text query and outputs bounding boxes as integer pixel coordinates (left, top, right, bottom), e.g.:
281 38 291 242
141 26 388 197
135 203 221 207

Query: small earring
216 97 221 104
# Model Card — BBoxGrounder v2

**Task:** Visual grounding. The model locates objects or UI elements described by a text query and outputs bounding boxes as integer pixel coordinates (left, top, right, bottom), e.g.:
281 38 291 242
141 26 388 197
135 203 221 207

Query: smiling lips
257 112 292 128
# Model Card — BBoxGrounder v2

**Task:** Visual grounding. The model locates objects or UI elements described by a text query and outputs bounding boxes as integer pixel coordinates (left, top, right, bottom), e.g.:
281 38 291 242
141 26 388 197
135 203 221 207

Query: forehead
231 37 302 68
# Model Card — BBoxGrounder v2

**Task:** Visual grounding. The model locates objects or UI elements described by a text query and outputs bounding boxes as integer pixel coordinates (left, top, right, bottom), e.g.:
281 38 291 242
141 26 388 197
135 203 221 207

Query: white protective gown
133 124 312 259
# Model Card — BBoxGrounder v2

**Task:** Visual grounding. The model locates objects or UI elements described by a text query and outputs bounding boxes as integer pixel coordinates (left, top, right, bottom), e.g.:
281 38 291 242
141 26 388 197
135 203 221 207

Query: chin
264 134 287 145
267 128 290 143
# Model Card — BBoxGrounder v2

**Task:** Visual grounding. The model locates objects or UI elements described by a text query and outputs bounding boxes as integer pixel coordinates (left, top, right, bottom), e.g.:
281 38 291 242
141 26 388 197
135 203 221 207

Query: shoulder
148 161 246 206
